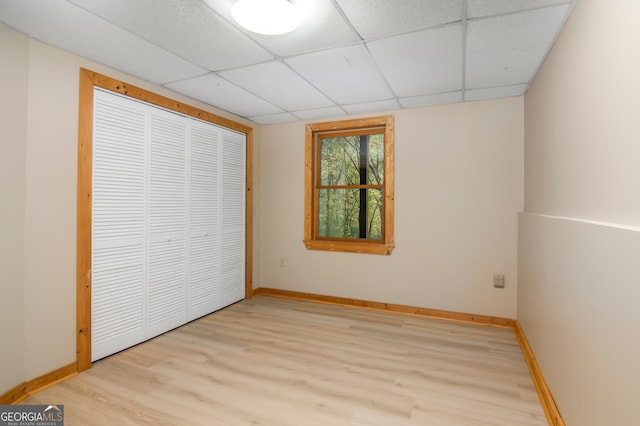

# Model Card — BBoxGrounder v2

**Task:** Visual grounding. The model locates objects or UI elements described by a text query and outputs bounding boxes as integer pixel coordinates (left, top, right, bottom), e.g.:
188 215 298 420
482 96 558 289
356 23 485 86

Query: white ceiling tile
368 24 463 97
399 91 463 108
293 107 347 121
165 73 282 117
467 0 571 18
0 0 207 84
336 0 462 39
248 113 299 125
68 0 273 71
0 0 574 122
342 99 400 115
466 5 570 89
286 45 393 104
203 0 359 57
464 84 527 101
219 61 334 111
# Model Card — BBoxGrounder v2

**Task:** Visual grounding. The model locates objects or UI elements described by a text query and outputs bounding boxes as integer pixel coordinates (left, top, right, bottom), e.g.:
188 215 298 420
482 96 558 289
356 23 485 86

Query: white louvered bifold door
188 121 221 321
220 129 246 307
92 88 246 362
147 109 188 339
92 90 147 361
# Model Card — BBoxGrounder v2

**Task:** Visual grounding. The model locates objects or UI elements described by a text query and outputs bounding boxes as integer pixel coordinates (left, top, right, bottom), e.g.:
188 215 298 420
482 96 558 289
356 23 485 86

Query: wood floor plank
22 297 547 425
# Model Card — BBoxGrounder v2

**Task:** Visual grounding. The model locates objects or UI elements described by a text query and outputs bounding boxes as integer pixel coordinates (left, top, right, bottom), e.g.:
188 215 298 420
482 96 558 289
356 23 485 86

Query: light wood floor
23 296 546 425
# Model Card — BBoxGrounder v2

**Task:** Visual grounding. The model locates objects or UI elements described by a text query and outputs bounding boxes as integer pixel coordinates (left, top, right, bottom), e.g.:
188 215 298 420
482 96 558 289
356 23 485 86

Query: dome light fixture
232 0 301 36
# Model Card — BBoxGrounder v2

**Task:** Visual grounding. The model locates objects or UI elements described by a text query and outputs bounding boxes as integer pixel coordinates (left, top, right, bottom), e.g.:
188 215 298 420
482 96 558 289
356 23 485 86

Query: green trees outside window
317 132 384 240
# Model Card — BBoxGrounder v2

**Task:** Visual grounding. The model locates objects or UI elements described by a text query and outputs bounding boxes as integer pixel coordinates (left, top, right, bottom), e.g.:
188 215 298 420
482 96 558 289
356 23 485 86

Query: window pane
319 136 360 186
366 188 383 240
318 188 383 240
367 133 384 185
318 188 359 238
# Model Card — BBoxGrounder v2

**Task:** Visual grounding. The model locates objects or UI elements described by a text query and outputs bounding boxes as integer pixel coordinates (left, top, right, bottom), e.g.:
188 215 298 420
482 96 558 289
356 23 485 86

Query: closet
91 88 245 361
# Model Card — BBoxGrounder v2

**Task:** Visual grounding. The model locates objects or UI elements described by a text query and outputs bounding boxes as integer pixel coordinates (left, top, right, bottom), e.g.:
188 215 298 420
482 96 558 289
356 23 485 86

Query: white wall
519 214 640 426
258 98 524 319
0 23 28 395
520 0 640 424
0 22 257 394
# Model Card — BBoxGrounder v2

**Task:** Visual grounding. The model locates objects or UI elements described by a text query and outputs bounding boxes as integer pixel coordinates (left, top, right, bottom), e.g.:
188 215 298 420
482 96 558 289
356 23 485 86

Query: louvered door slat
188 235 220 319
147 239 187 337
149 111 187 238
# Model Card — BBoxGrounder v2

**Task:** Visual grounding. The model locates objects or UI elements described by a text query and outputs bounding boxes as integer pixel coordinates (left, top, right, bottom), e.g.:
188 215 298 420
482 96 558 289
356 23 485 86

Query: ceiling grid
0 0 576 124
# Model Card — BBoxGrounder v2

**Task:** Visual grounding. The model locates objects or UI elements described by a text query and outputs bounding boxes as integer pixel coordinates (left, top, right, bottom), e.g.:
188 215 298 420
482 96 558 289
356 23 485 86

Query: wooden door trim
77 68 254 371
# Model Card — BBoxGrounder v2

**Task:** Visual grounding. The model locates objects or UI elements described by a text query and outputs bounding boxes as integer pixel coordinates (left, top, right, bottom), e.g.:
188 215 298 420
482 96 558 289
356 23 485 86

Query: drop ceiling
0 0 575 124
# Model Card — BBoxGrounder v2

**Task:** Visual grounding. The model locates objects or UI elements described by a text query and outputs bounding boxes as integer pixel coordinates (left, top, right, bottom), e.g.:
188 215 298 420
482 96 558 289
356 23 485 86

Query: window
304 116 394 255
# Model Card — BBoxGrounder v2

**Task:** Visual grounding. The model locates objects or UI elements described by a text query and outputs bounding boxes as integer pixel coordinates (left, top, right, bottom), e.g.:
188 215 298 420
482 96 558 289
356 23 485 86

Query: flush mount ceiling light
232 0 300 35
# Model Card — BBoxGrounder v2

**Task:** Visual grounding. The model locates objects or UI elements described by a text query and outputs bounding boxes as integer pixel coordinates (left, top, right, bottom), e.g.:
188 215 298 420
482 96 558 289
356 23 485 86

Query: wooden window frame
76 68 254 372
303 116 394 255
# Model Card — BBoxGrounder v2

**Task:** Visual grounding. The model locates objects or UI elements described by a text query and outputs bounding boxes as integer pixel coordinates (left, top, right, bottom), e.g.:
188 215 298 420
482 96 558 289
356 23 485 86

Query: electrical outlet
279 257 286 268
493 274 505 289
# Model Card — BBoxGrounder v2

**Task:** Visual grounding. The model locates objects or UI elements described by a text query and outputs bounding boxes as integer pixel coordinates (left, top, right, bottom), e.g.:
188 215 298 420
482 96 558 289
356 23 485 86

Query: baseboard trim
514 321 565 426
253 287 515 328
0 362 78 405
